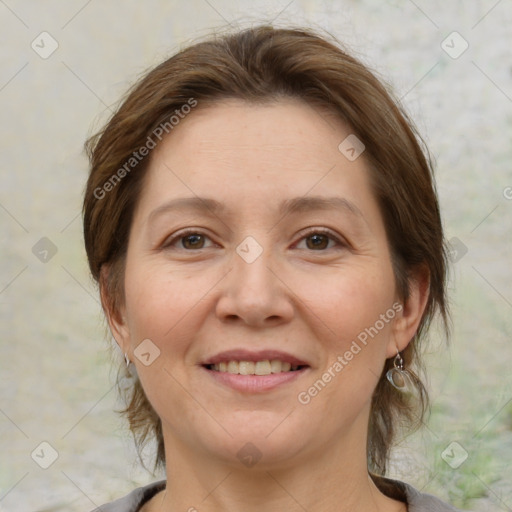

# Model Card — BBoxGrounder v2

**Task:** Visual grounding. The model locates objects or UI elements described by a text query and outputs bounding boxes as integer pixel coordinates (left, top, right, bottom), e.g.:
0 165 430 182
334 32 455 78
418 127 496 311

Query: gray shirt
90 477 462 511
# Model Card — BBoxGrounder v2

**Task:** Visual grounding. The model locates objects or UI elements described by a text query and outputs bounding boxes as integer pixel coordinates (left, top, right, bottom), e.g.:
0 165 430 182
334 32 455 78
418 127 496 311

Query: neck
149 425 405 512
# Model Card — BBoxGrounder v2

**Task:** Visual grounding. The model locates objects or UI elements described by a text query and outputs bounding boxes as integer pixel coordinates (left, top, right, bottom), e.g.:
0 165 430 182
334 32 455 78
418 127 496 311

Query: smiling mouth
203 360 308 375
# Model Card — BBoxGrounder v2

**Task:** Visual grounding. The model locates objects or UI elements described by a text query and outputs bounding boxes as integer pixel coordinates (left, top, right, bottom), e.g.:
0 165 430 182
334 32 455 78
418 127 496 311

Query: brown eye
181 233 206 249
306 233 330 250
296 229 345 251
163 229 214 250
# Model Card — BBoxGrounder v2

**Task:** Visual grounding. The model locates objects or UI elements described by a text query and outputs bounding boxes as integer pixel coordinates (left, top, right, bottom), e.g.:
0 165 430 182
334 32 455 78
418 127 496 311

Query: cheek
122 259 222 358
125 264 180 353
297 271 397 419
122 262 199 414
306 262 396 340
301 260 396 405
123 262 184 343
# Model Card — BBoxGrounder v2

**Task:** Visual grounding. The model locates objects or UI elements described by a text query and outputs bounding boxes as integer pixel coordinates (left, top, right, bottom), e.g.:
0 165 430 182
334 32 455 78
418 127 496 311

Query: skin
104 98 429 512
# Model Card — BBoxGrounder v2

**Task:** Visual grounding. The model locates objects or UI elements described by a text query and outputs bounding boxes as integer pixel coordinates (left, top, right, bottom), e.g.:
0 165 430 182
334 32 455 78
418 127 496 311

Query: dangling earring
386 350 413 392
122 352 138 381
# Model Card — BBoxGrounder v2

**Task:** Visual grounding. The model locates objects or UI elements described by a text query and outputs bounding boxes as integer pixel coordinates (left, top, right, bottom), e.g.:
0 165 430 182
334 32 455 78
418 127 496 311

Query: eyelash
162 227 347 252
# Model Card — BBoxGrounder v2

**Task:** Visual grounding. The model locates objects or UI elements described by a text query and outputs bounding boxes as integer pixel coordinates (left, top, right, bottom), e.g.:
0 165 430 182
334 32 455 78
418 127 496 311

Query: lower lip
202 366 308 392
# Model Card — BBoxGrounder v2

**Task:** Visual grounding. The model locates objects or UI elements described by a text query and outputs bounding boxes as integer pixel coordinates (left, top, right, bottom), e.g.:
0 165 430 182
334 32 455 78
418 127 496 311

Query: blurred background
1 1 511 511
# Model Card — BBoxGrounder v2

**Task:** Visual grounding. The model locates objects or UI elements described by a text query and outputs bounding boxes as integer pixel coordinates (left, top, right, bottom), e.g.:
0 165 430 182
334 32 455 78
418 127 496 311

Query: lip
200 349 310 393
201 349 309 367
202 365 309 393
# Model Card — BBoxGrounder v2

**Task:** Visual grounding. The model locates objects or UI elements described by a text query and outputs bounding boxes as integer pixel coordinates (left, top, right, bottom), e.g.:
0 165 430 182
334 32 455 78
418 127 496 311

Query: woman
83 25 460 512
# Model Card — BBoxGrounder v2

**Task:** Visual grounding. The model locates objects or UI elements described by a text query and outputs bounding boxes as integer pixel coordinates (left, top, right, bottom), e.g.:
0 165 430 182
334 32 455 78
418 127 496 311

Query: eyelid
161 226 348 251
293 227 348 250
161 227 216 249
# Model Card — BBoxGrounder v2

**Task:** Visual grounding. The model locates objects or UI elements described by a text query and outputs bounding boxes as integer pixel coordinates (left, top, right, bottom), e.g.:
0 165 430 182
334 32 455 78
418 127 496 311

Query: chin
194 412 314 470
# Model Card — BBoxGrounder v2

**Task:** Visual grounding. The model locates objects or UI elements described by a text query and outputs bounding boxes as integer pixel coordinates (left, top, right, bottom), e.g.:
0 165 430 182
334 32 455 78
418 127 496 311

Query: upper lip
201 349 310 367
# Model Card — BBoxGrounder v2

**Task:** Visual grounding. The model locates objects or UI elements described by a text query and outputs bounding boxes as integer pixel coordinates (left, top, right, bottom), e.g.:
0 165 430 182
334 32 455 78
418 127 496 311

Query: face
109 98 421 471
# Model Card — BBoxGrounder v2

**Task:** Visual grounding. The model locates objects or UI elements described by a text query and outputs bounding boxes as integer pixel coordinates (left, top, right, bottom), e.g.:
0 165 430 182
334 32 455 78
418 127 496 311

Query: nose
215 240 294 328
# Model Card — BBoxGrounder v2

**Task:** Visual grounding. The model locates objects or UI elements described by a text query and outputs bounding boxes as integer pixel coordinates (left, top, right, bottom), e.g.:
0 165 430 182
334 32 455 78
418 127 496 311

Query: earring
119 352 137 390
386 351 413 392
123 352 138 380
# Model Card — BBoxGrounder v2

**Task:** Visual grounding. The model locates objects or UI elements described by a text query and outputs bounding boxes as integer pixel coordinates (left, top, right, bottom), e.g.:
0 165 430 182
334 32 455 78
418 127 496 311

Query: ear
386 264 430 358
99 264 131 356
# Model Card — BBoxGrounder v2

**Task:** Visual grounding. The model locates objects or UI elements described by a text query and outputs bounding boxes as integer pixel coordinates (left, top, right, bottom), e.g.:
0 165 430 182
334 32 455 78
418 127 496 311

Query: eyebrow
147 195 366 224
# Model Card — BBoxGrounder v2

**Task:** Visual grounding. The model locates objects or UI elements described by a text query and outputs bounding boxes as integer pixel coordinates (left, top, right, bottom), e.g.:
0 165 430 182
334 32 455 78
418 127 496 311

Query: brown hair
83 24 450 476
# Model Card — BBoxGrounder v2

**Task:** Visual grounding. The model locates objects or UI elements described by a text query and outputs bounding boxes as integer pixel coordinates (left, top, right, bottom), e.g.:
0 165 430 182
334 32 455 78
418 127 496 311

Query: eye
295 228 346 251
162 227 346 252
162 229 215 250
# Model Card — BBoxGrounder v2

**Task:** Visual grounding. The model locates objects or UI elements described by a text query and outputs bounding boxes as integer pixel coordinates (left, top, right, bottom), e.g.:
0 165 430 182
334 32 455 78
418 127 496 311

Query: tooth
219 360 296 374
227 361 239 374
239 361 255 375
255 360 271 375
270 360 283 373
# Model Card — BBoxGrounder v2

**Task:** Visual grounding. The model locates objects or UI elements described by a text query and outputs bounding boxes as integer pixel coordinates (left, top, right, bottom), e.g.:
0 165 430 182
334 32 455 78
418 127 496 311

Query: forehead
154 97 345 161
134 98 380 227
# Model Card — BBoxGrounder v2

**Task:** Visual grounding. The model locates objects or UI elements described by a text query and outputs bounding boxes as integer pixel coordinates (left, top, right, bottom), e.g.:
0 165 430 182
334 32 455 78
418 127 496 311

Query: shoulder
92 477 463 512
403 483 463 512
88 480 166 512
375 475 463 512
